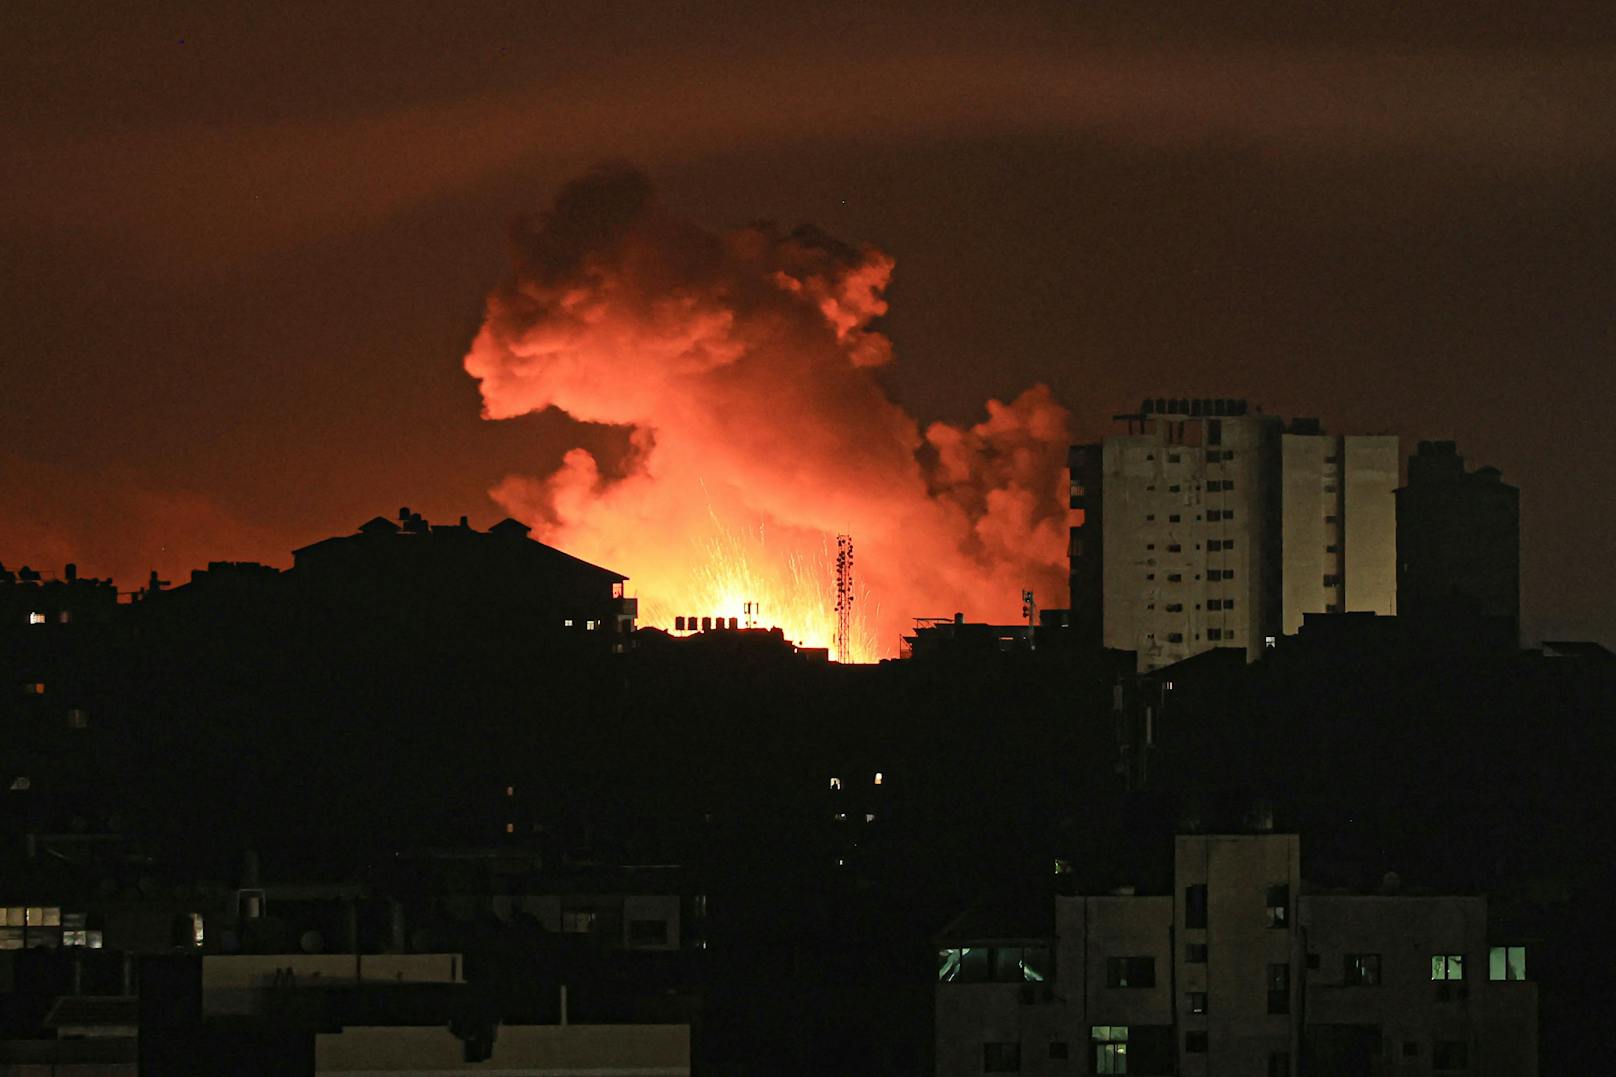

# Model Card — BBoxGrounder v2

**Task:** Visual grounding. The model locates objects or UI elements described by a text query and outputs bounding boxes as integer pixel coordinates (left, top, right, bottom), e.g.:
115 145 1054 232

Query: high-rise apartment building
1396 441 1520 641
1068 399 1397 671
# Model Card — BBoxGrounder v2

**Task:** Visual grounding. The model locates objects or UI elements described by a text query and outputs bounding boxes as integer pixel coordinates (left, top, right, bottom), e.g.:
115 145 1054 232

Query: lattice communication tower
835 534 854 662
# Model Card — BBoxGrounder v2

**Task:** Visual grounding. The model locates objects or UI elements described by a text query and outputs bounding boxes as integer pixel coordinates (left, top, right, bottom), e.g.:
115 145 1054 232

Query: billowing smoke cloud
464 164 1070 659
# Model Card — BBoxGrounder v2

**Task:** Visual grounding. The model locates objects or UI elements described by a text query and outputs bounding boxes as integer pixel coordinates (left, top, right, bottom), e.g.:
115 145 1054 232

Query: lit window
1092 1026 1128 1074
872 772 883 785
1265 635 1277 647
1431 954 1464 980
586 620 598 630
1489 946 1526 981
28 612 45 625
830 778 842 790
23 683 44 695
564 619 574 627
191 912 205 947
504 822 514 834
67 709 88 729
9 777 30 791
864 813 875 823
504 785 514 797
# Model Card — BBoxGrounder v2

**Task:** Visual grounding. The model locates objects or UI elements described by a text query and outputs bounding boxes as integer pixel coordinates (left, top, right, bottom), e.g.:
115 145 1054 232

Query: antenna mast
835 534 854 662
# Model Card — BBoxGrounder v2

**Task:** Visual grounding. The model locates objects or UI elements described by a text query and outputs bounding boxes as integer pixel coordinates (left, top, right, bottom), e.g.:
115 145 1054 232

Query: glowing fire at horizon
465 165 1071 660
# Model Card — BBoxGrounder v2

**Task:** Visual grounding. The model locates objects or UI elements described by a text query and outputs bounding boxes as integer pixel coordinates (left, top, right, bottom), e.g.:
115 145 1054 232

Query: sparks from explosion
643 509 876 663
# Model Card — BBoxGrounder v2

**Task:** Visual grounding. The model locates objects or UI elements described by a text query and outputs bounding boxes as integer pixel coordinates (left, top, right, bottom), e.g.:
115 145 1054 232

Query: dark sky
3 2 1613 644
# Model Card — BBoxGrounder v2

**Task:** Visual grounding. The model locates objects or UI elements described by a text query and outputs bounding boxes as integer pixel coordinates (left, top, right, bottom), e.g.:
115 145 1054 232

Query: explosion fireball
464 165 1071 661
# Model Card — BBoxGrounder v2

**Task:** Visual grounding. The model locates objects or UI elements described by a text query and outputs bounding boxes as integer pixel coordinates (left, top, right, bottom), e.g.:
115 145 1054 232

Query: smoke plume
464 164 1070 659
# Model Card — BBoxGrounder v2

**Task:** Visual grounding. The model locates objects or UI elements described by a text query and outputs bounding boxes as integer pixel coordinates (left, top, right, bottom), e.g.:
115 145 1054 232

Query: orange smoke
464 165 1070 660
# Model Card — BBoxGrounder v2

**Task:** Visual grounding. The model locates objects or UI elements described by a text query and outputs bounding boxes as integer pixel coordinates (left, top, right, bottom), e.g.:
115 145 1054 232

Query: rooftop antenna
835 535 854 663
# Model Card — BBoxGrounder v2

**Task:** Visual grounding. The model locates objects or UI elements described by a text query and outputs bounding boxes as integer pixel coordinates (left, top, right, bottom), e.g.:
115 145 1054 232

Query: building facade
1396 441 1520 642
1069 399 1397 670
936 833 1537 1076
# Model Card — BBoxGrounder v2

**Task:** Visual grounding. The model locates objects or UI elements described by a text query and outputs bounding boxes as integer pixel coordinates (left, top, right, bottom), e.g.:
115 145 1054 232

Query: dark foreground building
937 832 1537 1077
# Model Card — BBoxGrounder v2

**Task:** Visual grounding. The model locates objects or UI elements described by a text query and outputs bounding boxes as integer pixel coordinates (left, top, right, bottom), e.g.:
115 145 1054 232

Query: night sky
4 3 1613 644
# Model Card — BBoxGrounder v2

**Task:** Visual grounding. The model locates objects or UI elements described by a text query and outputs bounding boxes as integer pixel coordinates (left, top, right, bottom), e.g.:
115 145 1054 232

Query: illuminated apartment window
28 612 45 625
585 620 598 630
23 683 44 696
504 785 514 797
58 611 70 623
1344 953 1381 985
1091 1026 1128 1075
864 813 875 823
564 619 574 627
9 777 30 791
873 772 883 785
504 822 514 834
830 778 842 790
190 912 205 947
1431 955 1464 980
1489 946 1527 980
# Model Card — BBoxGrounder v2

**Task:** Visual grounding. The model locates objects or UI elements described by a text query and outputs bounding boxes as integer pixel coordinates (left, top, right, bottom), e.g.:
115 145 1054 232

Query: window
1208 420 1222 445
1324 514 1339 524
829 777 842 790
937 947 1050 983
1185 1031 1208 1053
1322 574 1339 587
1166 603 1183 613
1049 1042 1069 1060
1306 952 1320 969
1266 884 1289 927
1169 484 1181 493
1145 514 1155 522
1167 573 1182 583
983 1042 1021 1072
1267 963 1290 1013
1268 1052 1291 1077
1185 942 1207 963
1431 954 1464 980
1325 544 1341 553
23 683 44 695
1207 598 1220 610
561 911 597 934
1489 946 1526 981
67 709 88 729
1106 956 1156 988
1091 1026 1128 1074
1169 514 1181 523
1207 629 1222 641
1344 953 1381 985
1187 991 1207 1014
1185 885 1207 928
28 612 46 625
873 772 883 785
1166 632 1184 644
629 919 669 946
1167 543 1181 553
1168 454 1181 463
1433 1041 1468 1071
1207 570 1222 581
1145 543 1155 550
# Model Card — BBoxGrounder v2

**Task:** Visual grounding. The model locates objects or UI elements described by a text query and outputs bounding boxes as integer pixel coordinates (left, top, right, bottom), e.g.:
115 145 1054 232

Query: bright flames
465 165 1071 660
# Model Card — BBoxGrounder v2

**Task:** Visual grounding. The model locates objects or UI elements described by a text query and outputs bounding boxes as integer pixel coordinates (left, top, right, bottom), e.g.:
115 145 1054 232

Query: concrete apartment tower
1395 440 1520 642
1068 399 1397 671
